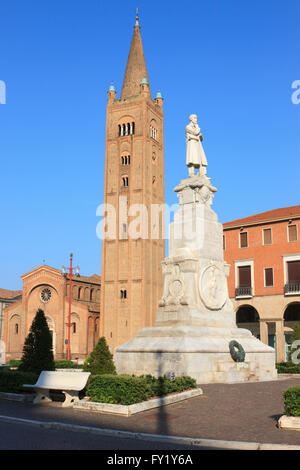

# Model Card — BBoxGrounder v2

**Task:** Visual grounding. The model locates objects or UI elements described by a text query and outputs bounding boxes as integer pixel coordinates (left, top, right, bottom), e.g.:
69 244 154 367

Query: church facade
3 265 100 361
99 15 165 351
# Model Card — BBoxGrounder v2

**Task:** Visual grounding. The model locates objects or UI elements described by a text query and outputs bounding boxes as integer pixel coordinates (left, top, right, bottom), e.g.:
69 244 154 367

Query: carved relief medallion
199 265 227 310
169 279 184 297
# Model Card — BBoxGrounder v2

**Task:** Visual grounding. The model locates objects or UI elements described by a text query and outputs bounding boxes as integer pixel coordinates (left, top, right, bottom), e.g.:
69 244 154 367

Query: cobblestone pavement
0 377 300 446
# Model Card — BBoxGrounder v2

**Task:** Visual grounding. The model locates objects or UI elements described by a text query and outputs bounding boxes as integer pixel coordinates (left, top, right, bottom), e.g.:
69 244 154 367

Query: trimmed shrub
276 362 300 374
0 370 38 394
141 375 197 396
19 309 55 375
8 360 22 368
86 374 197 405
83 337 116 375
86 375 151 405
283 386 300 417
54 360 82 369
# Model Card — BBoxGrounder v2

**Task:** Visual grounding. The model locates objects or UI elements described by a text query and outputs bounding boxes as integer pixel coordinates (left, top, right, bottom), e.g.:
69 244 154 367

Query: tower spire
120 11 150 99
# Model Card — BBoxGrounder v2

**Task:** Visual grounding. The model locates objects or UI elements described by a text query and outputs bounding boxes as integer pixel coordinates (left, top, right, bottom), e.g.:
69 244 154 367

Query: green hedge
276 362 300 374
8 360 22 368
140 375 197 396
0 370 39 394
87 375 151 405
54 360 83 369
86 374 197 405
7 359 82 370
283 386 300 417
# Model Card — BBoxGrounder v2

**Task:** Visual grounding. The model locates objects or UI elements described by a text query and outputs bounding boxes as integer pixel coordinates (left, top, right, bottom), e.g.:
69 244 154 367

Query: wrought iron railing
235 286 253 297
284 282 300 295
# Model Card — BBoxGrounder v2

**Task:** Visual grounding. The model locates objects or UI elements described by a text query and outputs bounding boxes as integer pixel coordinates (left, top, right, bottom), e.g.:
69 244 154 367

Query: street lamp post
62 253 80 361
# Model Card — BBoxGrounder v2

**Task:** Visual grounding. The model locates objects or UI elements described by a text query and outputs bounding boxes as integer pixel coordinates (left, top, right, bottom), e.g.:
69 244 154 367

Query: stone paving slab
0 377 300 446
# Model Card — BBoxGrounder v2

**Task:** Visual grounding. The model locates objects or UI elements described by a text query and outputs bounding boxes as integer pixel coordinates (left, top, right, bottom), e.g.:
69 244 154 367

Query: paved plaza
0 376 300 449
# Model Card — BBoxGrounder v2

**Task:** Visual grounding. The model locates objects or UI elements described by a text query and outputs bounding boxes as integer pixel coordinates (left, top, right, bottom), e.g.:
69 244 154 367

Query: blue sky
0 0 299 290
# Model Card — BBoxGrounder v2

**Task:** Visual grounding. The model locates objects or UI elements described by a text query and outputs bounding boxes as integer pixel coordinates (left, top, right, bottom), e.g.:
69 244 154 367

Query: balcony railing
235 286 253 298
284 282 300 295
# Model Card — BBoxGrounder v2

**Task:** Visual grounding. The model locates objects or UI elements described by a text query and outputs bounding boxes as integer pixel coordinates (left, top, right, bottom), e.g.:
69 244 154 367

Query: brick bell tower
100 13 165 351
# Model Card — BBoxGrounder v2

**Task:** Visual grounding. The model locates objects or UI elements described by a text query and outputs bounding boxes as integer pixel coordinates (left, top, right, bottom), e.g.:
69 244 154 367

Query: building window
239 231 248 248
119 122 135 137
263 228 272 245
223 235 226 250
283 256 300 295
122 176 129 187
287 260 300 282
40 287 51 304
15 324 19 334
72 322 76 334
288 224 298 242
121 155 130 165
150 126 157 140
78 287 82 300
264 268 274 287
120 289 127 299
235 263 253 297
120 223 127 240
238 265 251 287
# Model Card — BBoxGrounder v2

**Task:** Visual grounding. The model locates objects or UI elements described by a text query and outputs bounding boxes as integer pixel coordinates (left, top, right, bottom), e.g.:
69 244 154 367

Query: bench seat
23 370 90 407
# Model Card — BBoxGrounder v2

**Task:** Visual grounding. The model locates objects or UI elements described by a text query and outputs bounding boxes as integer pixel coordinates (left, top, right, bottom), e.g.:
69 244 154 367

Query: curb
74 389 203 416
278 415 300 431
0 414 299 450
0 392 34 403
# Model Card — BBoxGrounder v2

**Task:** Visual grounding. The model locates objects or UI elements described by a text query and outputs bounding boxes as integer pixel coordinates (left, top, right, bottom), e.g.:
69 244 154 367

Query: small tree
83 336 116 375
19 309 55 374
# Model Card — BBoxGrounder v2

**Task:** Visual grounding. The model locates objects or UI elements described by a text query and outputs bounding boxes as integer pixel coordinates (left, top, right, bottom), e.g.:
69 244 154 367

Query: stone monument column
114 115 277 384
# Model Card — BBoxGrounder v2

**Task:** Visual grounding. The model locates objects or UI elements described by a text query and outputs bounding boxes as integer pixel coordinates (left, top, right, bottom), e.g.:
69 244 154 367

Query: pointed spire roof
120 13 150 99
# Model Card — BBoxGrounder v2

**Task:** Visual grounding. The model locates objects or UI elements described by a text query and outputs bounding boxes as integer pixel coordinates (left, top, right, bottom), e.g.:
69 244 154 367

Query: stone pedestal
114 174 277 384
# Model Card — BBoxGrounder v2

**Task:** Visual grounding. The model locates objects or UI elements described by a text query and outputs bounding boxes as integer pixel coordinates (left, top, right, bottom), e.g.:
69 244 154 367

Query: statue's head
189 114 197 124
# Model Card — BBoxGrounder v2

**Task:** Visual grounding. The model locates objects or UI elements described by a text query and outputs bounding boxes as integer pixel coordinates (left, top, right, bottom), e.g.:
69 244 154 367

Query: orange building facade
3 265 100 361
223 205 300 362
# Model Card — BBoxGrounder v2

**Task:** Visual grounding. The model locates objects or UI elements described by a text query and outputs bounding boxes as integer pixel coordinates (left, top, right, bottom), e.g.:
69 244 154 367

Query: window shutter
240 232 248 248
263 228 272 245
288 261 300 282
238 266 251 287
265 268 274 287
288 225 297 242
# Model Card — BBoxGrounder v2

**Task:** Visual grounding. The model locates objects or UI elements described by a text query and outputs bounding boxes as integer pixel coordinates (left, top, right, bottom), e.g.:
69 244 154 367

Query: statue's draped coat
185 123 207 167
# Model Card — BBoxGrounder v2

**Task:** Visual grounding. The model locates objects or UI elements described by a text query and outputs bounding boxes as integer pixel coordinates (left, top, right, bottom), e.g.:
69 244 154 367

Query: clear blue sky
0 0 299 290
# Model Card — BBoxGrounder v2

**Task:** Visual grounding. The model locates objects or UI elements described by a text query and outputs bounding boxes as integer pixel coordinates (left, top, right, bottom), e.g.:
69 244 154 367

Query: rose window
40 288 51 303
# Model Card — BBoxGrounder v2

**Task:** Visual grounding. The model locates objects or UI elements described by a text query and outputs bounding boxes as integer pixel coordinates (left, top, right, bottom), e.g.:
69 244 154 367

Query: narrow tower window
120 289 127 299
122 176 129 187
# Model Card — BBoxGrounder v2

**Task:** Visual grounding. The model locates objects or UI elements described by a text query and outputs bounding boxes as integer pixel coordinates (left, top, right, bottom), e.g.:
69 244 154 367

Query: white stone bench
23 371 90 407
